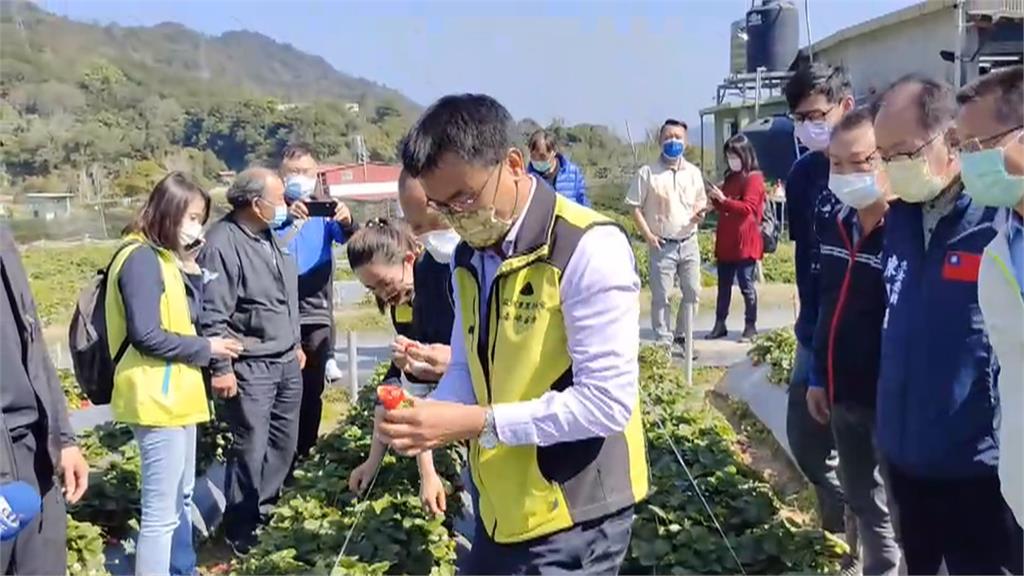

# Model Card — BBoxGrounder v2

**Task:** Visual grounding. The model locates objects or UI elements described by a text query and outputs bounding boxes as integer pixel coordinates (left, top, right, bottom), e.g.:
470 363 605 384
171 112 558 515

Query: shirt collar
499 176 538 256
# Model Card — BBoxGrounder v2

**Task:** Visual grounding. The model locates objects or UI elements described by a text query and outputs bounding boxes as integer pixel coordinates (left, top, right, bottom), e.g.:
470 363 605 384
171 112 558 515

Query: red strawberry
377 385 408 411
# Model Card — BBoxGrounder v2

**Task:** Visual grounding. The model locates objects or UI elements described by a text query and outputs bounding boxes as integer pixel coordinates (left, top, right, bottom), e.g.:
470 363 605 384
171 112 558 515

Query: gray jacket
198 213 301 376
0 226 74 482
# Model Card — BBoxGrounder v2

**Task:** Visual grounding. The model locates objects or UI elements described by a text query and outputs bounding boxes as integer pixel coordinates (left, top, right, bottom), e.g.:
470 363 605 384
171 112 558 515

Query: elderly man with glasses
873 74 1016 576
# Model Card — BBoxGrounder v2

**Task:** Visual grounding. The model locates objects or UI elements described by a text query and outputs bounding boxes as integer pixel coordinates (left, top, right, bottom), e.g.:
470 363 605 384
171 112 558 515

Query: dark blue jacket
785 151 842 348
528 153 589 207
810 206 886 409
274 216 354 326
877 189 1001 478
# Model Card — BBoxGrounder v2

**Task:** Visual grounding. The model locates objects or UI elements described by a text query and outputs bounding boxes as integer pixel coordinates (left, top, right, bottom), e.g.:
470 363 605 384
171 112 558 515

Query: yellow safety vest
452 186 649 544
106 235 210 427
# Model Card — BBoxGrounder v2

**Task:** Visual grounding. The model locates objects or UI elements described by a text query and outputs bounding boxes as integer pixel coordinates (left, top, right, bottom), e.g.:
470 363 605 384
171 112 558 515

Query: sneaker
325 358 343 382
672 336 698 360
706 322 728 340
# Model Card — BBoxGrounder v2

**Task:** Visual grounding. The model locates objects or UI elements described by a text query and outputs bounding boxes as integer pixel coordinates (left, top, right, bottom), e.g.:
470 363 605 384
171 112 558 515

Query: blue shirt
277 217 349 276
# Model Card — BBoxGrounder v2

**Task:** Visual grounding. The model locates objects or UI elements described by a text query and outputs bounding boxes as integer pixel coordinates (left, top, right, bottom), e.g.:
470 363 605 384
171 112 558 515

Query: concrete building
24 193 73 221
700 0 1023 175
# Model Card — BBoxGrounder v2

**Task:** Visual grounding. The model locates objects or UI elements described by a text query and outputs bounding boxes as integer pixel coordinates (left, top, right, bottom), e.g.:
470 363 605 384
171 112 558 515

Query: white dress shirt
430 177 642 447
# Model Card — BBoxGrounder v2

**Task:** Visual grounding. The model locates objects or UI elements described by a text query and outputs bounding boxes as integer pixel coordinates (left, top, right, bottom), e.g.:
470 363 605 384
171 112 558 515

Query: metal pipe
953 1 965 87
684 303 694 387
347 331 359 399
804 0 814 62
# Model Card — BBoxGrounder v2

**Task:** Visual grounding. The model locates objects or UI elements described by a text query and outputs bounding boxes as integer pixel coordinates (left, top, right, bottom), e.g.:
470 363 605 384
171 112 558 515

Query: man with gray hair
874 75 1010 575
199 167 304 555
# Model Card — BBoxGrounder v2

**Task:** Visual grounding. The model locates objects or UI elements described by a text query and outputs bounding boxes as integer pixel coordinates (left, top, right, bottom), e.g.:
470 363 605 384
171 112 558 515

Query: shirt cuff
808 370 824 389
492 401 540 446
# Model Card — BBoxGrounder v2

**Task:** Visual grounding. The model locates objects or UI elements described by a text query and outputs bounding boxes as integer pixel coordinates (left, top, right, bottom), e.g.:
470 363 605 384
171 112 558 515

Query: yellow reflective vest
452 186 649 544
106 236 210 427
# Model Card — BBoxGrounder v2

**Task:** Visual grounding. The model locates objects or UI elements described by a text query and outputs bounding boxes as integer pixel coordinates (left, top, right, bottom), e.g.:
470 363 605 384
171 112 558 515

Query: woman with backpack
105 172 243 576
705 134 766 342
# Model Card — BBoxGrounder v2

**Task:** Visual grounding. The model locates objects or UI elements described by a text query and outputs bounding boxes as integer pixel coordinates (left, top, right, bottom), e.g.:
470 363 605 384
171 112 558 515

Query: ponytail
346 217 418 270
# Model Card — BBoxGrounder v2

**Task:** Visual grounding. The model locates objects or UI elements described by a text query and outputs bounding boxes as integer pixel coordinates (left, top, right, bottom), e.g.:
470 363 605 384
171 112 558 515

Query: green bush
21 242 115 326
60 369 87 410
66 517 109 576
748 328 798 385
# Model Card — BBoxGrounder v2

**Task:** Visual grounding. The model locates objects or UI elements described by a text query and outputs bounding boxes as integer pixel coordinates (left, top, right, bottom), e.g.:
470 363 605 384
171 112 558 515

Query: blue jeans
133 425 197 576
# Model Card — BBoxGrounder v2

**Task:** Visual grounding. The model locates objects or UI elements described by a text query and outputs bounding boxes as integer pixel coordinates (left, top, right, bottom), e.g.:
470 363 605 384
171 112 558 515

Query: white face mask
727 156 743 173
418 229 461 264
179 220 204 250
795 121 832 152
829 172 884 210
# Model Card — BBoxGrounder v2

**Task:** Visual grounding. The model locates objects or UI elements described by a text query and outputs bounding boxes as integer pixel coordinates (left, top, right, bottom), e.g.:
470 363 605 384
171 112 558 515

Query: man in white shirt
377 93 648 574
627 119 707 353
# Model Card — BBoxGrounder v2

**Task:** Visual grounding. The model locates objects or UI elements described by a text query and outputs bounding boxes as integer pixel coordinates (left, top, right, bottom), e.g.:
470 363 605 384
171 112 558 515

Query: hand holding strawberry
377 384 412 411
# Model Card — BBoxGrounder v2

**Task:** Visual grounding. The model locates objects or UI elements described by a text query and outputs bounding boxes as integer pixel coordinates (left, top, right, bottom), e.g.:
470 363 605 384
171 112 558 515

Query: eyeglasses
834 149 881 172
425 163 504 215
790 106 836 123
961 125 1024 153
880 131 944 163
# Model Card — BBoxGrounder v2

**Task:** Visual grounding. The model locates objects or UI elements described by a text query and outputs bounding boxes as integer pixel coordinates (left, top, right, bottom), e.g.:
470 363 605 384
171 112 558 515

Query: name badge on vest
942 251 982 283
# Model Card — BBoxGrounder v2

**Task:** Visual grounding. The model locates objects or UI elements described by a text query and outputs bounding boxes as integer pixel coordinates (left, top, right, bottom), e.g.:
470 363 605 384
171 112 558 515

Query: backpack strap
106 240 144 369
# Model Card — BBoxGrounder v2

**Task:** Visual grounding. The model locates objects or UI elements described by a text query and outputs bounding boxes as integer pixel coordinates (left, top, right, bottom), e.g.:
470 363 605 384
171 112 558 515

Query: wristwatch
479 408 498 450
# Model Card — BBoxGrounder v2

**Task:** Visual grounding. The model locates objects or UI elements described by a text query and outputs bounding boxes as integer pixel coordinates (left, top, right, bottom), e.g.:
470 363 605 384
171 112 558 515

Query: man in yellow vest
955 64 1024 573
378 94 649 574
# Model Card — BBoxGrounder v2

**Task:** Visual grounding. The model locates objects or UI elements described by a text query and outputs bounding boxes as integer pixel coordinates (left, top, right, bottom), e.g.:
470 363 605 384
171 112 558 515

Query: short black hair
877 74 956 133
400 93 515 178
282 142 316 162
660 118 688 135
957 65 1024 127
831 105 877 140
528 129 557 154
784 63 853 111
723 133 760 174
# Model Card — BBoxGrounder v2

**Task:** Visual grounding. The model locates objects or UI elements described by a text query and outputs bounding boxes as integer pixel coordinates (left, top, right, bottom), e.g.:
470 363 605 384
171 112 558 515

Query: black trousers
0 431 66 576
295 323 333 460
462 506 634 575
222 357 302 544
715 260 757 325
887 464 1023 575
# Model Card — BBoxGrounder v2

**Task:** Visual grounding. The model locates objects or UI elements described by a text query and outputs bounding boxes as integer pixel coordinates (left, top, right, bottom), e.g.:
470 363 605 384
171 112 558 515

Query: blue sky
45 0 918 136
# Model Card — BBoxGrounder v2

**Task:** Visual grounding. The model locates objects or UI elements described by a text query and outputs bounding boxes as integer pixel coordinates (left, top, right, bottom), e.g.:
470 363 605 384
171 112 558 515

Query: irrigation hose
332 445 389 573
646 401 748 576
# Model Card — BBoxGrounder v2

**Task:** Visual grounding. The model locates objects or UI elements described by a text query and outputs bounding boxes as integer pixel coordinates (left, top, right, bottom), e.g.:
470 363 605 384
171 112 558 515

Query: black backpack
760 198 780 254
68 241 140 405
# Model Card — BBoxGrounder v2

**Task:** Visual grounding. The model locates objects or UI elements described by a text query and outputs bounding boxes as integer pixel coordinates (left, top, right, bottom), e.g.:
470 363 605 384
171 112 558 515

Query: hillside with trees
0 0 711 204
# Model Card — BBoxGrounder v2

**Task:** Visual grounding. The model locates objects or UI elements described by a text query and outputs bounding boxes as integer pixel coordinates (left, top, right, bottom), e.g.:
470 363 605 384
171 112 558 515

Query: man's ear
840 95 855 113
943 126 961 158
507 148 526 176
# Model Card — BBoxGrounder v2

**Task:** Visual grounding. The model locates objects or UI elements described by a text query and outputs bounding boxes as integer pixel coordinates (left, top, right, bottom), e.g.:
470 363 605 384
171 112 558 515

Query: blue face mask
259 198 289 228
284 175 317 202
662 139 685 160
270 204 289 227
531 160 553 174
962 145 1024 208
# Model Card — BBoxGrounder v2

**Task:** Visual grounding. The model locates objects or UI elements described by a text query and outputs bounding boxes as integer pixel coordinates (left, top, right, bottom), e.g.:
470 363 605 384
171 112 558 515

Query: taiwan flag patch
942 251 982 283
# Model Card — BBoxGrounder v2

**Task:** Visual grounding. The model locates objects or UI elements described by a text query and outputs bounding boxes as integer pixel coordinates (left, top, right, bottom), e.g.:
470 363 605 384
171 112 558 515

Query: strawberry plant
66 517 109 576
748 327 798 385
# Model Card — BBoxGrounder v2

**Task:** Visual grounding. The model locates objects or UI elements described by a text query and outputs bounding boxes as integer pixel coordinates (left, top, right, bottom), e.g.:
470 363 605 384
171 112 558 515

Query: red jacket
712 171 765 263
